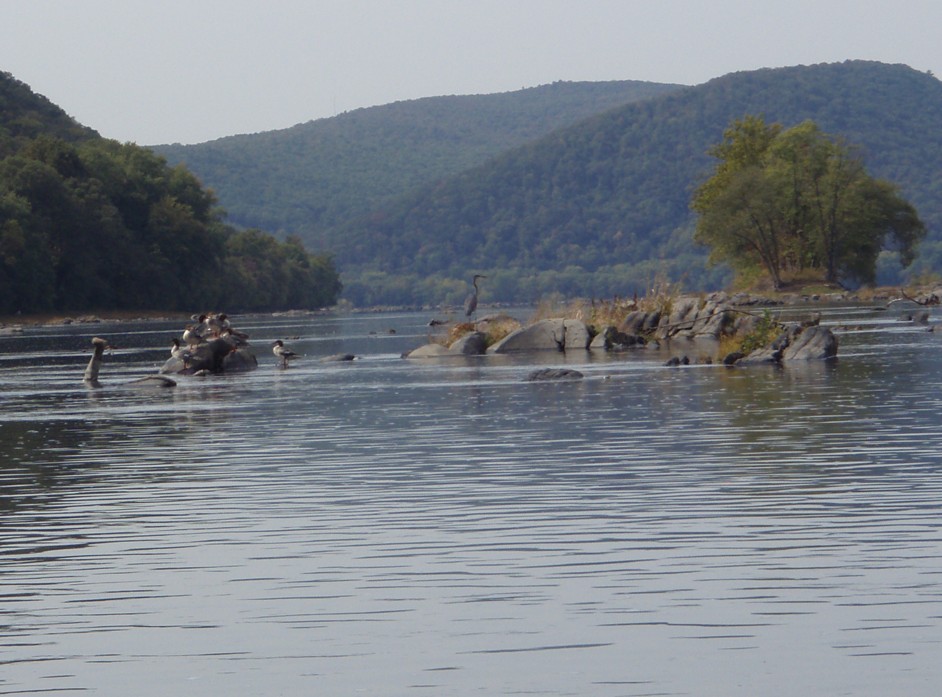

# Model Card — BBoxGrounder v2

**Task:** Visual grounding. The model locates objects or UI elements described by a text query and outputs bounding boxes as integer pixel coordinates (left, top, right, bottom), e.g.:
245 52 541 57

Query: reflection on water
2 307 942 696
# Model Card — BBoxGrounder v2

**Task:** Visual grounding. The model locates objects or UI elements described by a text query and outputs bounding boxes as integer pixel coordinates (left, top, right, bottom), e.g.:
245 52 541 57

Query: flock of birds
85 274 488 386
173 312 297 369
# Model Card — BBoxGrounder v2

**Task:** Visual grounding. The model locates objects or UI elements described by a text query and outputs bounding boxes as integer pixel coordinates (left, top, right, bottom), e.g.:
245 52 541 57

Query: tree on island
692 115 925 289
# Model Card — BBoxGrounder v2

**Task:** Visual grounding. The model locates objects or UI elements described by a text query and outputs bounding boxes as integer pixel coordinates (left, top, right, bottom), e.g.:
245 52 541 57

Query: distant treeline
1 71 341 314
164 62 942 306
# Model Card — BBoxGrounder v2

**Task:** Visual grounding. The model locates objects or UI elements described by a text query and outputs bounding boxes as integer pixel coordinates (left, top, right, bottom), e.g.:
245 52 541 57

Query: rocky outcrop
734 324 838 365
590 326 647 351
401 297 838 367
781 325 838 361
160 313 258 375
488 319 592 353
612 295 735 344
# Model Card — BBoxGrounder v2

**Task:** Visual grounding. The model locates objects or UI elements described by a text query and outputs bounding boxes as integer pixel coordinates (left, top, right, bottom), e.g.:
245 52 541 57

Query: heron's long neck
84 345 105 383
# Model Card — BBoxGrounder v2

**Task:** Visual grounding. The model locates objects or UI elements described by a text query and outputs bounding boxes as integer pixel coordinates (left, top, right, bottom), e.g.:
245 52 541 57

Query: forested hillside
333 61 942 305
0 72 98 151
0 71 341 314
153 80 681 240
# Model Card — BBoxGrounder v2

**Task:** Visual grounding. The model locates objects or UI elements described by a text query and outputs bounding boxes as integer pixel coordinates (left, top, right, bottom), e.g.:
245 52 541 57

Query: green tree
693 116 925 288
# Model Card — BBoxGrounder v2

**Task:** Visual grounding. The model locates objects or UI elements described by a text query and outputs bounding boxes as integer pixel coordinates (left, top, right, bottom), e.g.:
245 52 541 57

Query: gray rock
691 302 733 338
450 331 488 355
590 325 645 351
403 343 451 358
738 324 838 364
723 351 745 365
160 336 258 375
404 331 488 358
621 310 647 334
781 325 838 361
321 353 357 362
526 368 584 381
222 347 259 372
489 319 591 353
655 296 701 339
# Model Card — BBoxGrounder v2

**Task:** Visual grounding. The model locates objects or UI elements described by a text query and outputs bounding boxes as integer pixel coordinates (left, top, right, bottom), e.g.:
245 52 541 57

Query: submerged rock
321 353 357 362
526 368 584 381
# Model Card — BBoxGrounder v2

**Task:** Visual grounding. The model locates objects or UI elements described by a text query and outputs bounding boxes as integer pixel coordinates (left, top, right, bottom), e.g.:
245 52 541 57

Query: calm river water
1 305 941 696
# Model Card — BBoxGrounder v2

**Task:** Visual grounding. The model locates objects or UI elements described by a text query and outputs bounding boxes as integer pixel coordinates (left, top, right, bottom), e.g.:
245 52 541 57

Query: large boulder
656 296 700 339
403 331 489 358
221 347 259 372
450 331 489 355
688 300 733 338
737 324 837 365
402 343 451 358
781 325 838 361
489 319 591 353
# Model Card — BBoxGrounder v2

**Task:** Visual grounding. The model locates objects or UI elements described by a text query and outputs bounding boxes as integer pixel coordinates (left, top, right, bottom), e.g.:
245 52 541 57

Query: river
1 304 941 696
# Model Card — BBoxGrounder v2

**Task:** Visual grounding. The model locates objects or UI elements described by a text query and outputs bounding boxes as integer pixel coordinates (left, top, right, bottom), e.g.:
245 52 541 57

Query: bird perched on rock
272 339 297 368
464 274 486 320
182 324 205 346
170 337 193 369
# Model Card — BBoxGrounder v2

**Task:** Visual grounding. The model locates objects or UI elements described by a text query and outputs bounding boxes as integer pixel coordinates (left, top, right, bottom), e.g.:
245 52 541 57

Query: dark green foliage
329 61 942 303
221 231 341 311
183 61 928 303
153 80 682 242
0 72 99 156
693 117 925 288
0 73 341 314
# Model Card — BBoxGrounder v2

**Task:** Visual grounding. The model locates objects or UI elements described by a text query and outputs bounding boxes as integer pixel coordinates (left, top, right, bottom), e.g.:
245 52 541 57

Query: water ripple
1 309 942 695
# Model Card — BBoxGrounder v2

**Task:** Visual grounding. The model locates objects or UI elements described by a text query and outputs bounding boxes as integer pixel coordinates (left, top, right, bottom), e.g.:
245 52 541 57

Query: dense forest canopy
0 71 341 314
153 80 682 245
7 63 941 311
153 62 942 307
324 61 942 306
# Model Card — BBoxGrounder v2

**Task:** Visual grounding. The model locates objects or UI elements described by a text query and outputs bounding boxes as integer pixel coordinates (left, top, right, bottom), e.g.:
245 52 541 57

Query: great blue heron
464 274 487 320
272 339 298 368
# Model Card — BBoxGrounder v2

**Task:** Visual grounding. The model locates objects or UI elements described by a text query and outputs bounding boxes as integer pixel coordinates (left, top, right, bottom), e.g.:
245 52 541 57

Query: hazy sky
2 0 940 145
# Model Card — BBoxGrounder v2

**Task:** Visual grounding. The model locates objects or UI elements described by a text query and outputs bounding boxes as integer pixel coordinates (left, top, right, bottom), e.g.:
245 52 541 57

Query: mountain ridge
153 80 683 240
331 60 942 304
155 61 942 306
